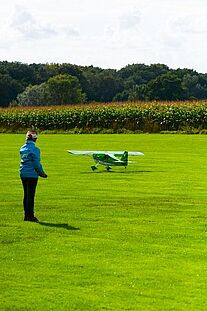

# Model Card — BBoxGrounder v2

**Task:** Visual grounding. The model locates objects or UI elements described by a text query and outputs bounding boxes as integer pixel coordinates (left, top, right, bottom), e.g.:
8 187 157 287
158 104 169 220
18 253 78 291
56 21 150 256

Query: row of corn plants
1 101 207 133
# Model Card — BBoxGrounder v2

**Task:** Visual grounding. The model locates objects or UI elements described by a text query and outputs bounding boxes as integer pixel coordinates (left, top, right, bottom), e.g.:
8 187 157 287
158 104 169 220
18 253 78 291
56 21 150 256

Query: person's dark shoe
30 216 39 222
24 216 39 222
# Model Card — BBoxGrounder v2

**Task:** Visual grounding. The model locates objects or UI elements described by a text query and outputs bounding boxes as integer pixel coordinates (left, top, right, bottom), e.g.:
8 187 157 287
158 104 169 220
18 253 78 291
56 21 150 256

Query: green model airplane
67 150 144 171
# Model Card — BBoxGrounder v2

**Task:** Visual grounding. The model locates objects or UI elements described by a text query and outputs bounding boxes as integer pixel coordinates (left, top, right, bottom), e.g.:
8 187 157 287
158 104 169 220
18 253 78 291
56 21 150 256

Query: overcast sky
1 0 207 72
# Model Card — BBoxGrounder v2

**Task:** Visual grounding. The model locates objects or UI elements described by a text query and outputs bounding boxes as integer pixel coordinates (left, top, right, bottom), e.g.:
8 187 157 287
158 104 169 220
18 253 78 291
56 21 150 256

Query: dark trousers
21 178 38 217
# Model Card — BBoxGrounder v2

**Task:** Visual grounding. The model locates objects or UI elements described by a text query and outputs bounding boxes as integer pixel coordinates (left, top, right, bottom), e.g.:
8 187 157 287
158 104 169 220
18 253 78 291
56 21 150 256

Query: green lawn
0 133 207 310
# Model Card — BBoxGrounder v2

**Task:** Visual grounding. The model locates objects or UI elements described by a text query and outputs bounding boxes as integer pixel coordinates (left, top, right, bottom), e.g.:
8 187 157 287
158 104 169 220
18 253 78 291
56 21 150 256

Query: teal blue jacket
20 140 44 178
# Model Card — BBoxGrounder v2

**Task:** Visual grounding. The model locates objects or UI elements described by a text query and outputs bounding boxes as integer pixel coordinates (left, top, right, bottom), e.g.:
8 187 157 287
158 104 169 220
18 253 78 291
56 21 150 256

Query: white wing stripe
67 150 144 156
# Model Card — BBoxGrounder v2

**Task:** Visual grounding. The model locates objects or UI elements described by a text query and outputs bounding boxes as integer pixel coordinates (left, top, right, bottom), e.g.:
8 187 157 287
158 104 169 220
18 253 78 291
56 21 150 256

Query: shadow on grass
38 222 80 231
81 170 153 174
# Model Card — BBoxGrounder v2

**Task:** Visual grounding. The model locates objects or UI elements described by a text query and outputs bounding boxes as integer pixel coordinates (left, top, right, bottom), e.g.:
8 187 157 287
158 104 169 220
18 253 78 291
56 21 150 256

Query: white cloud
118 9 141 31
171 15 207 35
10 5 57 39
1 4 79 45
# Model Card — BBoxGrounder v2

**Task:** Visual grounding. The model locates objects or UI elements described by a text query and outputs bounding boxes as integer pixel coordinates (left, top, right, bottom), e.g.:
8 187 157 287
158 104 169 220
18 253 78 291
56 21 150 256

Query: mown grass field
1 133 207 310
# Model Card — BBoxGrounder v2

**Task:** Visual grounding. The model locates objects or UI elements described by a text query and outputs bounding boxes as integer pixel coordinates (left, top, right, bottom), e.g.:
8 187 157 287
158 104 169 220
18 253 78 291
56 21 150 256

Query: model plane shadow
38 222 80 231
81 170 153 174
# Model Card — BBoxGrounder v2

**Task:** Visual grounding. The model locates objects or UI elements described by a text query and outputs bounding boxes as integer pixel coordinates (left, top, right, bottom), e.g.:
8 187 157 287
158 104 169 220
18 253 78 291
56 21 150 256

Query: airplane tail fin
121 151 128 166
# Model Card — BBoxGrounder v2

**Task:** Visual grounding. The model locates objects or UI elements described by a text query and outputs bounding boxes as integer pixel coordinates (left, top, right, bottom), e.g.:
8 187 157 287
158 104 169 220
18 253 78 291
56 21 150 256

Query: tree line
1 61 207 107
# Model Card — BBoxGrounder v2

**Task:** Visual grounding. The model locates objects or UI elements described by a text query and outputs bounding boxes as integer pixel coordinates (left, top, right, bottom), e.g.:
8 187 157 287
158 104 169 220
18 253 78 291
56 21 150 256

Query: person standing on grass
20 130 47 222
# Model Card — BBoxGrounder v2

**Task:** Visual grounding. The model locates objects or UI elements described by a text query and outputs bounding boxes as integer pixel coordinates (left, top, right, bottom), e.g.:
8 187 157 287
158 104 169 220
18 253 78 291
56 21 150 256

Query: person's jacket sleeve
31 146 44 175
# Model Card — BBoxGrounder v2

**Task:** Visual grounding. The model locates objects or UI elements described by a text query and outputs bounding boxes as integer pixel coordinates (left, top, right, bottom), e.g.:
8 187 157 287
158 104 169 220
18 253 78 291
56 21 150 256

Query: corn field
1 101 207 133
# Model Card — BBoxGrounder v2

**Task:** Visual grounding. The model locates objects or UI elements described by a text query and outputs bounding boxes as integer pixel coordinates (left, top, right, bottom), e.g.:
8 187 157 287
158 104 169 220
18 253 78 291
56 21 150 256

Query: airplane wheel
91 165 97 171
106 166 112 171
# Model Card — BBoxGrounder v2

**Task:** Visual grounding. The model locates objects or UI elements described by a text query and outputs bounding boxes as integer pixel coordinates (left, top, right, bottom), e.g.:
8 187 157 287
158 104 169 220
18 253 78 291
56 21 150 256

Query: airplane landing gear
91 165 98 171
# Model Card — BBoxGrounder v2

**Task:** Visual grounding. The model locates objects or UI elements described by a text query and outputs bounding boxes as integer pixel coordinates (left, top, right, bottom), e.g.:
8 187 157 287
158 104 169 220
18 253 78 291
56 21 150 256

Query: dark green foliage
1 61 207 106
82 68 124 102
17 74 86 106
182 73 207 99
117 63 169 87
47 74 86 104
0 61 35 85
0 73 23 107
146 73 185 100
17 83 51 106
129 73 185 101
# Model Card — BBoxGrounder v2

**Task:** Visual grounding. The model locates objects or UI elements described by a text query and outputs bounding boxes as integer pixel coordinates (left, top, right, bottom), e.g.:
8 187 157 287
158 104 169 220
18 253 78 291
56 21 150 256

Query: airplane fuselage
93 153 128 167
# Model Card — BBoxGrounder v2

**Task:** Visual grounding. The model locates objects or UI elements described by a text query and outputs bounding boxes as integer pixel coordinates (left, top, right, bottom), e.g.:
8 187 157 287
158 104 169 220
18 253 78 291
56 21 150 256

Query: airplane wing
68 150 105 155
67 150 144 156
112 151 144 156
68 150 123 162
128 151 144 156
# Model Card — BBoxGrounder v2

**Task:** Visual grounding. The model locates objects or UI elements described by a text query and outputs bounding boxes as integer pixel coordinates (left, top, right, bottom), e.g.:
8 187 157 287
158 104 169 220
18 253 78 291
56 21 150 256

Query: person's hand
40 172 48 178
